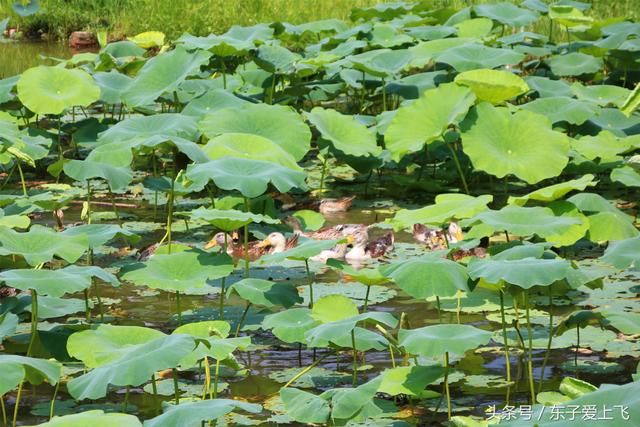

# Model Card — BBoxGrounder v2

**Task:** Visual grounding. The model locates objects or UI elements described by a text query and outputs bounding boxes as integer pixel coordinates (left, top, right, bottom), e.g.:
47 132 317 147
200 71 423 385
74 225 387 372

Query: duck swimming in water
318 196 356 214
413 222 463 250
204 232 268 261
346 228 394 261
257 232 299 253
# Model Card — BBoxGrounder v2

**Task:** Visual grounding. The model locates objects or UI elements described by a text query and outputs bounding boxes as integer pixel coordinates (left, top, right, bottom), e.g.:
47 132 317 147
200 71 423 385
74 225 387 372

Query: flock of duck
161 196 478 265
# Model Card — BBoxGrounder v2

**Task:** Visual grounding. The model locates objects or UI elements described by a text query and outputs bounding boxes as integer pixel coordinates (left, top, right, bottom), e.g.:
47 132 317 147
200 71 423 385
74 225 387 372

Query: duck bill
204 238 218 250
256 237 271 248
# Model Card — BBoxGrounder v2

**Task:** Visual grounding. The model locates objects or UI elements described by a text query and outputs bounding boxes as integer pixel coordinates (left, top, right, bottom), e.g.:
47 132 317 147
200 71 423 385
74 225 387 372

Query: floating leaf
227 279 302 308
461 103 570 184
399 324 493 357
382 256 470 298
31 410 141 427
144 399 261 427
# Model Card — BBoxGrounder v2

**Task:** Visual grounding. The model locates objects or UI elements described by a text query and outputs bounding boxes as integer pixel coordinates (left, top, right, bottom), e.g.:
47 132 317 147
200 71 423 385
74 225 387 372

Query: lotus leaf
474 3 539 27
190 207 279 231
262 308 317 343
291 210 325 232
63 159 133 191
587 211 639 242
435 44 525 72
0 225 89 265
227 278 302 308
203 133 301 170
508 175 597 206
468 257 573 289
454 18 494 38
382 256 470 298
17 66 100 115
185 157 307 198
0 265 118 297
124 46 211 106
200 103 311 161
547 52 603 77
571 83 631 107
280 388 331 424
311 294 359 323
519 96 599 125
0 354 61 396
260 238 341 263
144 399 261 427
182 89 248 119
378 365 444 397
33 410 142 427
399 324 493 357
128 31 165 48
611 165 640 187
602 236 640 269
469 206 583 239
390 193 492 230
525 76 573 98
306 107 381 158
121 250 232 293
304 311 397 347
67 333 195 400
571 131 633 162
0 313 18 344
621 82 640 116
461 102 570 183
385 83 475 162
454 69 529 104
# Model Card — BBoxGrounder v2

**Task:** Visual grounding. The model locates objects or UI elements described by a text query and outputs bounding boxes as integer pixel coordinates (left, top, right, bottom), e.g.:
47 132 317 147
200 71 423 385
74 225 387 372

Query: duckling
365 231 395 258
257 232 299 253
318 196 356 214
204 232 267 261
413 222 463 250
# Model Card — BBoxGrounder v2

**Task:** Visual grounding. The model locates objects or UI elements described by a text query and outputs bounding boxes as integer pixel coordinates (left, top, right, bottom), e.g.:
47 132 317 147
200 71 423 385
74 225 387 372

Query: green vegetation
0 0 640 426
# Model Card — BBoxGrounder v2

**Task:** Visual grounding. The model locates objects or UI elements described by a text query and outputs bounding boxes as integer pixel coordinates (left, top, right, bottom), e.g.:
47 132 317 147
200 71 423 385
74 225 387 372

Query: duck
346 229 394 261
413 222 463 250
257 232 299 253
318 196 356 214
310 241 351 263
204 232 267 261
284 216 368 241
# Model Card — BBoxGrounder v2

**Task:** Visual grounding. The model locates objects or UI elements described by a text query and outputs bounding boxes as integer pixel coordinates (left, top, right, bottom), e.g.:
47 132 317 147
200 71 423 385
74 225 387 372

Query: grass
1 0 639 41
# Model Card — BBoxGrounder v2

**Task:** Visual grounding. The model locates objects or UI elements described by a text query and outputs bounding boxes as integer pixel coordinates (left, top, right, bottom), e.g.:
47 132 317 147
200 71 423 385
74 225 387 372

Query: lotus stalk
524 292 535 403
444 351 452 420
15 160 27 197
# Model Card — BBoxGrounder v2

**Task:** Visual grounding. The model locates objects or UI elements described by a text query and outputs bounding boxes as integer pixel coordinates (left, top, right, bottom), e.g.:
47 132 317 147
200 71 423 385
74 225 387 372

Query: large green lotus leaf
571 131 633 163
305 107 381 158
331 327 388 352
304 312 397 348
454 69 529 104
184 157 307 198
32 410 142 427
518 96 599 125
508 175 597 206
0 312 18 344
260 238 340 263
311 294 359 323
280 388 331 424
0 211 30 229
121 250 233 293
461 103 570 184
262 308 318 343
474 2 539 27
548 4 593 27
389 194 492 230
27 296 85 319
200 103 310 161
602 236 640 269
93 71 133 105
17 66 100 115
0 354 61 396
321 376 383 420
173 327 249 366
63 159 133 191
62 224 140 247
525 76 573 98
67 333 195 400
98 113 198 144
255 44 300 74
368 23 414 48
435 44 524 72
398 324 493 357
291 210 325 232
385 83 476 161
378 365 444 397
407 37 476 68
587 211 639 242
128 31 165 48
468 257 572 289
144 399 261 427
547 52 602 77
566 193 618 214
600 310 640 335
101 40 146 57
469 206 583 239
203 133 301 170
173 321 230 339
611 165 640 187
326 259 388 286
381 256 469 298
190 207 279 231
571 83 631 107
68 325 165 368
621 82 640 116
227 278 302 308
347 48 412 77
124 46 212 106
454 18 493 38
182 89 249 119
0 265 117 298
0 75 19 104
589 108 640 134
500 380 640 427
544 201 590 247
0 225 88 265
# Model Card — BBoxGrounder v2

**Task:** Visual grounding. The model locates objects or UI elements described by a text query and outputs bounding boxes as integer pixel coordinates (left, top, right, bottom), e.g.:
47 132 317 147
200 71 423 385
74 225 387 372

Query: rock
69 31 97 49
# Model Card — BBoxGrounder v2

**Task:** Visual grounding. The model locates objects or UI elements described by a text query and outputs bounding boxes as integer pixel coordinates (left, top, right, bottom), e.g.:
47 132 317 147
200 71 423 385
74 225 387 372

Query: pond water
5 187 638 425
0 40 73 78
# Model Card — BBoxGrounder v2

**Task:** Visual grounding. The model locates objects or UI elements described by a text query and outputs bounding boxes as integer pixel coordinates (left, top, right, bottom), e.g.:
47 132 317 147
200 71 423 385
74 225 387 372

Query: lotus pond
1 1 640 426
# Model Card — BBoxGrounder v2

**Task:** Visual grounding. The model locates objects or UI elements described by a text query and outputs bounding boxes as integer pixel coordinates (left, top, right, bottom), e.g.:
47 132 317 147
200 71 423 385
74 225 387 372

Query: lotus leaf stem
381 77 387 111
283 353 330 388
243 197 250 278
444 351 452 420
172 368 180 404
123 386 130 411
0 164 16 191
203 356 211 400
445 140 469 195
219 234 228 320
235 302 252 337
351 329 357 386
363 285 371 311
15 161 27 197
318 157 328 193
1 395 6 426
436 296 442 324
175 291 182 326
304 259 314 308
524 292 535 404
213 358 221 399
26 289 38 357
538 287 554 393
575 326 580 378
107 186 122 227
499 291 512 384
151 374 159 414
11 380 24 427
